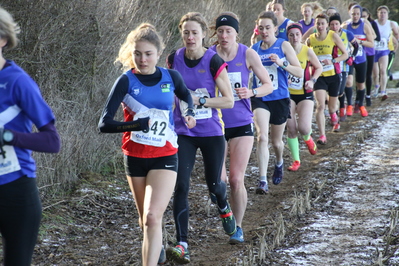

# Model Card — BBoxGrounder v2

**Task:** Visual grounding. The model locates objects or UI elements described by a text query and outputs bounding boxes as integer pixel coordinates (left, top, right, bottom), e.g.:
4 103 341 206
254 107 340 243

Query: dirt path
23 87 399 265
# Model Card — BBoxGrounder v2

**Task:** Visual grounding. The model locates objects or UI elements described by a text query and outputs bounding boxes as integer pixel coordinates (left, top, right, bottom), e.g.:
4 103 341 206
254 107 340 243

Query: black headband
215 15 239 33
286 23 303 35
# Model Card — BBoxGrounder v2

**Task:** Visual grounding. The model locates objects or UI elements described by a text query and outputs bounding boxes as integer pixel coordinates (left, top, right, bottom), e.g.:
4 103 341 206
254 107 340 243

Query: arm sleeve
347 31 359 56
98 75 149 133
166 52 176 69
168 69 194 111
372 20 381 42
10 121 61 153
210 54 228 80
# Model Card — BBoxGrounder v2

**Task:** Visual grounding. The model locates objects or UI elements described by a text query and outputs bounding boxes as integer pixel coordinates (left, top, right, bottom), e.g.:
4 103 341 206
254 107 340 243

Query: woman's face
132 40 159 75
216 25 237 48
302 6 313 19
272 4 284 18
181 20 205 52
362 11 369 20
287 28 302 45
351 7 362 23
329 20 341 32
315 18 328 33
257 18 276 42
378 9 388 21
326 8 337 17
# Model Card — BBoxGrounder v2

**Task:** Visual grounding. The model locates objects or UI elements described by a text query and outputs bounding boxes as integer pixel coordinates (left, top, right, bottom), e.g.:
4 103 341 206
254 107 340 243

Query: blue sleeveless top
252 38 289 101
347 21 367 64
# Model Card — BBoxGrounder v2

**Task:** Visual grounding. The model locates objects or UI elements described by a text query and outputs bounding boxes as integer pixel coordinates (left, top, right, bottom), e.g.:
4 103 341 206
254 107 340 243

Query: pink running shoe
287 161 300 171
304 137 317 155
317 135 327 145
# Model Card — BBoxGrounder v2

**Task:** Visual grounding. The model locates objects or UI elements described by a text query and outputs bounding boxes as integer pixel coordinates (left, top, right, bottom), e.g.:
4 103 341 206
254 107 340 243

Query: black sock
339 94 345 108
357 89 366 106
345 87 353 105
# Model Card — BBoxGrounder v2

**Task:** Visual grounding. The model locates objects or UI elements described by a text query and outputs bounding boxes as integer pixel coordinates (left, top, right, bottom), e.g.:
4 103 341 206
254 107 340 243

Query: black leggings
173 135 227 243
0 177 42 266
365 55 375 96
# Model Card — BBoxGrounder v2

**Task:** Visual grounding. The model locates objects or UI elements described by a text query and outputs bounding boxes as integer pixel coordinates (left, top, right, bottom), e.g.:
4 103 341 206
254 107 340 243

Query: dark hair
271 0 286 10
362 7 373 21
329 13 342 24
287 23 303 34
348 2 358 11
315 13 329 22
256 11 277 26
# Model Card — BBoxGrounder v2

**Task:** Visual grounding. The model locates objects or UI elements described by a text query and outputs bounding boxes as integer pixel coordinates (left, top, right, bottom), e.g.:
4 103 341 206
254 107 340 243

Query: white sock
179 241 188 249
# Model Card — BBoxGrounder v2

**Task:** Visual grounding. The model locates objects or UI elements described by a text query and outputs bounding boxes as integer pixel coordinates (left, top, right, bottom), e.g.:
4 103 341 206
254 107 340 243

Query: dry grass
0 0 392 197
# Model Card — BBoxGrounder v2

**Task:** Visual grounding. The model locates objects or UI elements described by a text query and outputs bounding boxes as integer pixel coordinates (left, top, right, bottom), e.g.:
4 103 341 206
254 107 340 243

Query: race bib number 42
131 109 173 147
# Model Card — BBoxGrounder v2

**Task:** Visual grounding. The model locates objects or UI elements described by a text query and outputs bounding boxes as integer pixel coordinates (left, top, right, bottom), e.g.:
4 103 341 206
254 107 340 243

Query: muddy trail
16 87 399 265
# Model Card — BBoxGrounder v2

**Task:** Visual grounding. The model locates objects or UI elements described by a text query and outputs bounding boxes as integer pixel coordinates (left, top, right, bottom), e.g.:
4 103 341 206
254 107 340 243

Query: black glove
137 117 150 132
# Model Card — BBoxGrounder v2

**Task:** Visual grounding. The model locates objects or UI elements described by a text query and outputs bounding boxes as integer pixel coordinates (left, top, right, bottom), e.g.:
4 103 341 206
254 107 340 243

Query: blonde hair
301 2 324 18
0 6 20 49
115 23 164 71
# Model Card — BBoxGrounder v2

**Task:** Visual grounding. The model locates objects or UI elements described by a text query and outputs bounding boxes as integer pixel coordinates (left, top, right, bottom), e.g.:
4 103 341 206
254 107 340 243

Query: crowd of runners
97 0 399 265
1 1 397 266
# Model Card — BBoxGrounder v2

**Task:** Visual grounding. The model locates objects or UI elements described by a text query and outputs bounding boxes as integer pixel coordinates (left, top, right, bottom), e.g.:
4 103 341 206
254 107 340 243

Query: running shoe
359 106 368 117
219 202 236 236
359 106 369 117
373 88 380 98
317 135 327 145
255 180 269 194
229 226 244 244
304 137 317 155
354 103 360 114
330 112 338 125
366 97 371 106
339 108 346 122
346 105 353 116
166 244 190 264
332 123 340 132
272 164 283 185
287 160 300 171
158 246 166 265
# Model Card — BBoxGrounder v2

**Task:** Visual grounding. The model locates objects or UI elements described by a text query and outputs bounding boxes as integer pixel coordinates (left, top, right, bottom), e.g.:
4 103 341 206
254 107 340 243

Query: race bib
375 38 388 51
255 65 278 90
180 88 212 120
228 72 242 101
357 44 363 57
318 55 334 73
130 109 173 147
288 74 304 91
0 145 21 175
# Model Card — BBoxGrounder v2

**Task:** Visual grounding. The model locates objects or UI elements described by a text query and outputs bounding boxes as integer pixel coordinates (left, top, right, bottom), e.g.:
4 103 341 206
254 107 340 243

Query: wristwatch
332 58 337 64
199 97 207 106
252 88 258 97
282 60 289 68
3 130 13 144
311 78 317 83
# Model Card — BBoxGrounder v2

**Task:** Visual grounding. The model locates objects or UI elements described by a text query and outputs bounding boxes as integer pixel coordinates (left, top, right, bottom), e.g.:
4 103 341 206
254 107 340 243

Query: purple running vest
210 43 253 128
172 47 224 137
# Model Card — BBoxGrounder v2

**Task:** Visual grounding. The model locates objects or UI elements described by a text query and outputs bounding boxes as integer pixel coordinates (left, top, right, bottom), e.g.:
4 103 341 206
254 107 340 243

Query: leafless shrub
0 0 360 197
